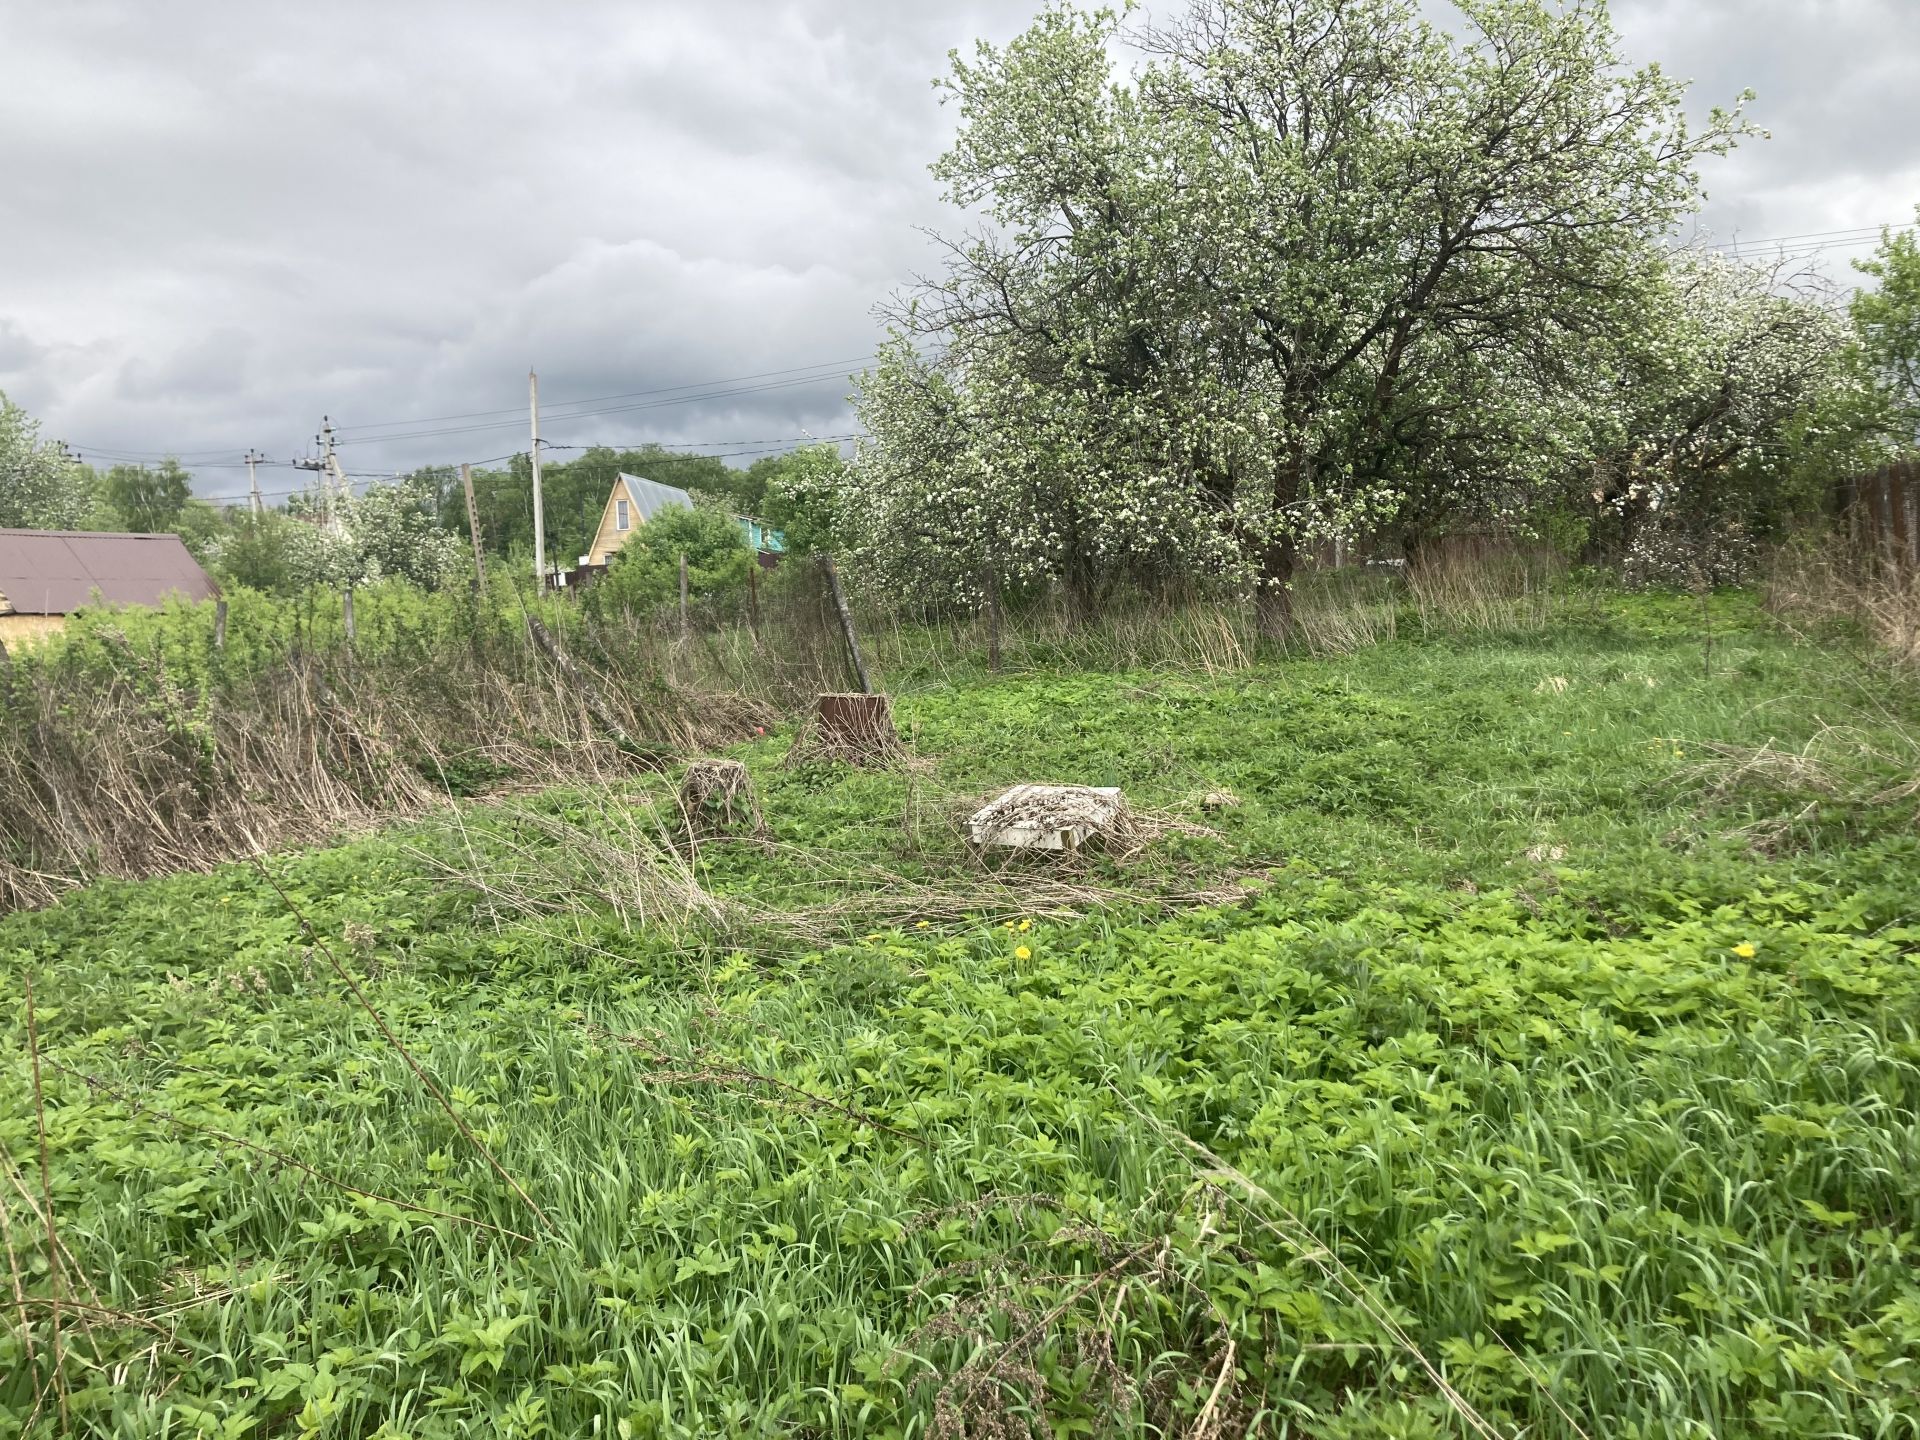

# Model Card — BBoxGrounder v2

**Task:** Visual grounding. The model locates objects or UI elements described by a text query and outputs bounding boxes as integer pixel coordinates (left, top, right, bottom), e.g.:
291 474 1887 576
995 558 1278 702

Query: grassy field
4 592 1919 1438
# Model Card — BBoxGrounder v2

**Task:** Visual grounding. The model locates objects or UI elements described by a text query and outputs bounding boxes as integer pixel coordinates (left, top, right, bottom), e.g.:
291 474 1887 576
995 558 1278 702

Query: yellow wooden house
579 474 697 567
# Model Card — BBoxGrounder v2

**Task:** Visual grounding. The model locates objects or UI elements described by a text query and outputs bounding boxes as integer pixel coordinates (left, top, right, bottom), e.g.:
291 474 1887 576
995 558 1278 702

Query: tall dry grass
1765 537 1920 670
0 596 833 912
1405 535 1568 634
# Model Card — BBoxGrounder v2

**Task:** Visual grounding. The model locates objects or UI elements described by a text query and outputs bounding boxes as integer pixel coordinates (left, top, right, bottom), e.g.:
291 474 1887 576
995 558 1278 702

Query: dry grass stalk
1291 568 1400 656
413 794 740 940
783 693 911 769
1683 723 1920 813
1122 1095 1511 1440
903 1194 1246 1440
1407 537 1563 635
0 611 784 912
23 972 68 1431
1766 538 1920 670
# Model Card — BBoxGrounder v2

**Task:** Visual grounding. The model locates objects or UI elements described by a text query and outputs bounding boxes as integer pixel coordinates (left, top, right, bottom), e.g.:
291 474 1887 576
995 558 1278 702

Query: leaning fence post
984 559 1002 674
818 550 872 695
747 562 761 640
213 598 228 652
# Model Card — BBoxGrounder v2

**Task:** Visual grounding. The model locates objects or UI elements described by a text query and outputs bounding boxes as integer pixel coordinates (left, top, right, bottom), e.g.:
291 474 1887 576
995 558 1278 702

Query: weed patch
4 599 1918 1437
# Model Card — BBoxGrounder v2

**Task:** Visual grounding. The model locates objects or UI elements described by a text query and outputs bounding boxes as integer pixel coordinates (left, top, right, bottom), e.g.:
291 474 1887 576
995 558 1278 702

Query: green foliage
283 474 465 591
205 510 302 594
419 447 771 572
0 391 93 530
584 502 751 617
755 442 845 554
1595 253 1862 581
102 457 193 533
1852 208 1920 447
4 597 1920 1436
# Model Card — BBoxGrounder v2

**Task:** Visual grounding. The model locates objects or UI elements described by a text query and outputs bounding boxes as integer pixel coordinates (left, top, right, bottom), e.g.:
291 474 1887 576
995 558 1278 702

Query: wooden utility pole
529 369 547 591
245 449 265 516
819 551 872 695
460 463 486 593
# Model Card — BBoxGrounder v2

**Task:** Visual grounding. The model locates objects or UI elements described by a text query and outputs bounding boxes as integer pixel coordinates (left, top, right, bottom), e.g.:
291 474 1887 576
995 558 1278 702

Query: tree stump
678 758 764 835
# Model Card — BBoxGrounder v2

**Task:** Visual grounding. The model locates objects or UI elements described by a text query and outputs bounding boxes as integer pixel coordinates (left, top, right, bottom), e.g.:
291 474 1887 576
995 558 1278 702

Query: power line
331 371 862 447
329 354 875 435
190 436 862 505
61 351 875 462
1698 221 1909 250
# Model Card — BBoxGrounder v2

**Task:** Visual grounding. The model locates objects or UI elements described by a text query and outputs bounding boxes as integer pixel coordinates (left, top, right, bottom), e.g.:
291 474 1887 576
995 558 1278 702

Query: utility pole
245 449 265 516
529 369 547 590
292 417 348 530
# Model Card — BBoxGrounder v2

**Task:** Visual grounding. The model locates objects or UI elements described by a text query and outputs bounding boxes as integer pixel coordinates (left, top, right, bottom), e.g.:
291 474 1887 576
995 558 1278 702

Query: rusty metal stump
785 692 903 767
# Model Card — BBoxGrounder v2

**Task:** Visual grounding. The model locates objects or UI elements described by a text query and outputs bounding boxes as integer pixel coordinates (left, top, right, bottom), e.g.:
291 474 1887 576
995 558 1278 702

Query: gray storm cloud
2 0 1914 498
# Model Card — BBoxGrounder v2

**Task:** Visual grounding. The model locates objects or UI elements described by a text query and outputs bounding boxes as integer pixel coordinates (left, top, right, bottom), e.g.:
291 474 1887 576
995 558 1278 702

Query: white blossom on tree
1603 251 1857 581
845 0 1755 633
283 474 465 591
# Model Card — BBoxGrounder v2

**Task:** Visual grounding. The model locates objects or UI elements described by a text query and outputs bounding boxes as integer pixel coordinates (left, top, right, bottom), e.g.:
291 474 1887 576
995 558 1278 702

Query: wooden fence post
678 552 690 638
984 559 1002 674
213 598 228 652
342 587 355 646
747 562 761 640
819 551 872 695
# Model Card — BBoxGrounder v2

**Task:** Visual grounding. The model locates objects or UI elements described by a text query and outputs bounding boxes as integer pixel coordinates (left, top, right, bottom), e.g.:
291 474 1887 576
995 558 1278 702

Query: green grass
4 592 1919 1438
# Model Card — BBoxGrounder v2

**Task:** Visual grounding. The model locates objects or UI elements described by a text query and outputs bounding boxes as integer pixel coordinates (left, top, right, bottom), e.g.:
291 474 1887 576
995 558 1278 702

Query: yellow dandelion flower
916 920 930 929
1017 918 1032 932
1733 942 1756 959
1014 945 1031 961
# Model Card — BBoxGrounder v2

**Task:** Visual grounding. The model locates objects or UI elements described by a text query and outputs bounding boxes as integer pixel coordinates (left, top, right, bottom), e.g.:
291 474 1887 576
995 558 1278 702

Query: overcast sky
1 0 1915 502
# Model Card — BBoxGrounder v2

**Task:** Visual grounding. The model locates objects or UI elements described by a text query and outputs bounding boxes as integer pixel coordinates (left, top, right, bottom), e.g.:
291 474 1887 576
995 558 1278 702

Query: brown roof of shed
0 529 220 616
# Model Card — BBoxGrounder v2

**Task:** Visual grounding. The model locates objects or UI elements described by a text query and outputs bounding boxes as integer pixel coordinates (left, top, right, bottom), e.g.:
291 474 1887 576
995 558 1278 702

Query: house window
616 499 630 531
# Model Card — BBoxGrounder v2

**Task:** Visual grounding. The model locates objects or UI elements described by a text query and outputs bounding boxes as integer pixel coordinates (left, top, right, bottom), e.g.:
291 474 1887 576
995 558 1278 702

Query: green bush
583 502 751 619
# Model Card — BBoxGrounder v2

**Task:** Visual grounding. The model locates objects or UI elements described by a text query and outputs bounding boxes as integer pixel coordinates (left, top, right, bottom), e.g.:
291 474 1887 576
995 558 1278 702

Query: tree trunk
1257 439 1306 643
1255 536 1296 642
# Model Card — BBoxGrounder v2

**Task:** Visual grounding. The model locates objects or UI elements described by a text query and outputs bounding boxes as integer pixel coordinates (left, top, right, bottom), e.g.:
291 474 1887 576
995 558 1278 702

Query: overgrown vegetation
0 567 866 911
5 592 1919 1437
6 1 1920 1433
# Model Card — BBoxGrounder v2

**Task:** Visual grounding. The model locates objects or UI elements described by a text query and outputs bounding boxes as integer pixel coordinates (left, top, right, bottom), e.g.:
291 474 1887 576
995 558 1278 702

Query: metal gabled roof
617 473 695 523
0 528 220 615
